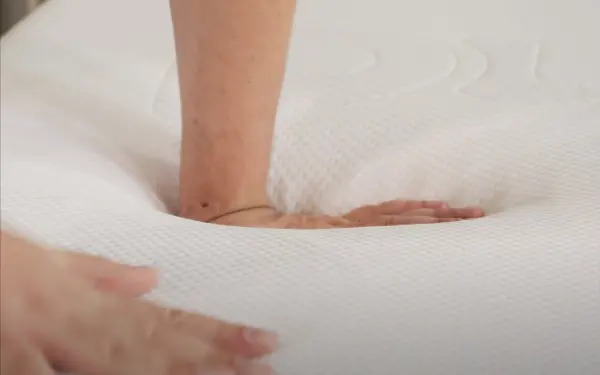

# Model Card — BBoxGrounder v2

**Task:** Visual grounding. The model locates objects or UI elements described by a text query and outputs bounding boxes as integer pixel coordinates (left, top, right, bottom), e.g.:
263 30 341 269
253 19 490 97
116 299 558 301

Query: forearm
170 0 296 221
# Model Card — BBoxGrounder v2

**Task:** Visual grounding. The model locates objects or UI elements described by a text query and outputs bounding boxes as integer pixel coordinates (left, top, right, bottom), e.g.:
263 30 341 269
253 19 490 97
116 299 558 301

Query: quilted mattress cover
1 0 599 374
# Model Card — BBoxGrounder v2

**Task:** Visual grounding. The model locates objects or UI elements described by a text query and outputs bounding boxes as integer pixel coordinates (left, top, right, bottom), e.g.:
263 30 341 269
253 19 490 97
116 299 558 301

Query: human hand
0 231 277 375
208 200 484 229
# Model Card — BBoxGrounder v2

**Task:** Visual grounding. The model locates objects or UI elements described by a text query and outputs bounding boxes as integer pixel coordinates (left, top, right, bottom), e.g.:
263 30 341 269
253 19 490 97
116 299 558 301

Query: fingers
402 207 485 219
47 291 276 375
1 233 278 375
0 335 54 375
138 303 278 358
352 215 458 226
54 251 158 297
343 201 485 227
344 199 485 225
345 200 448 218
376 200 449 213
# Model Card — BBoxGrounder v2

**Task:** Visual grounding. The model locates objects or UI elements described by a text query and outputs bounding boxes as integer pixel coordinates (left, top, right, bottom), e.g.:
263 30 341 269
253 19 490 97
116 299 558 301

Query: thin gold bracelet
206 205 273 223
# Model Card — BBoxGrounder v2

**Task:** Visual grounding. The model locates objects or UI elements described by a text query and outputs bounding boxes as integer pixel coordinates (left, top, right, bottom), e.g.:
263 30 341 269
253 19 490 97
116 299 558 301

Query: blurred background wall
1 0 44 34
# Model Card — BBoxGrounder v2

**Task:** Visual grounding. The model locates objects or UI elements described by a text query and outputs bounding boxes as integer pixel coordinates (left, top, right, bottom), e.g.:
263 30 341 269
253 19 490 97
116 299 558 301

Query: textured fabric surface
1 0 600 374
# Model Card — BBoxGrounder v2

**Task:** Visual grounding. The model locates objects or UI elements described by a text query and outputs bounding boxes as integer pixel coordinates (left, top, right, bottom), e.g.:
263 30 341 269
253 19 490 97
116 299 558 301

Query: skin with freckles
0 231 277 375
171 0 485 227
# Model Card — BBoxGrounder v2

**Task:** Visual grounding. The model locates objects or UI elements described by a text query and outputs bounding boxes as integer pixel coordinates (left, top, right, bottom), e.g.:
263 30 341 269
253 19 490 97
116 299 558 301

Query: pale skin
0 231 277 375
173 0 484 227
0 0 484 373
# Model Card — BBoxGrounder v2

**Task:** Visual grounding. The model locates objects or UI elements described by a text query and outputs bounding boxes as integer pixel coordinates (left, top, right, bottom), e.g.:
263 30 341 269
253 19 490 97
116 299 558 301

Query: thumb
53 251 158 297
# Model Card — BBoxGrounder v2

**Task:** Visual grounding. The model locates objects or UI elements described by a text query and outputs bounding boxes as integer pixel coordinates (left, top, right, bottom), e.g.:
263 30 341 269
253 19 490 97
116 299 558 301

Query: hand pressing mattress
1 0 599 374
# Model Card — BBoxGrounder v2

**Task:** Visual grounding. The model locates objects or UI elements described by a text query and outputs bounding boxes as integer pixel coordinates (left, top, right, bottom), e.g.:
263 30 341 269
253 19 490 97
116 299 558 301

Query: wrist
178 130 272 222
179 199 273 222
178 183 271 223
206 204 274 223
208 205 278 227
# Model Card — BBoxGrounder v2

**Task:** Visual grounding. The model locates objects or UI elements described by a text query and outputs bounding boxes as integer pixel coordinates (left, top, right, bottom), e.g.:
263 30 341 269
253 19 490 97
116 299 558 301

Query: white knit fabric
1 0 599 374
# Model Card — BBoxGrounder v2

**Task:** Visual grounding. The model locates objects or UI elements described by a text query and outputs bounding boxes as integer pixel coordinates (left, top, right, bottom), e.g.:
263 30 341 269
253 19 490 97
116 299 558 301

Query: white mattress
1 0 599 374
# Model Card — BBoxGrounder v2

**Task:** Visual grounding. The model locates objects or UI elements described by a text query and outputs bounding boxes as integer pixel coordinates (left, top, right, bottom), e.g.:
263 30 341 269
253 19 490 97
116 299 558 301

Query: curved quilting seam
399 48 458 93
530 41 542 84
455 39 490 96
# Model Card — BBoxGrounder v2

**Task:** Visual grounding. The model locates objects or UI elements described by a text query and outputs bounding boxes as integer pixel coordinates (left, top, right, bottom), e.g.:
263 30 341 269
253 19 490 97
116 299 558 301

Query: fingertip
95 266 158 296
133 266 159 281
215 325 279 358
128 267 159 290
468 207 486 217
242 328 279 352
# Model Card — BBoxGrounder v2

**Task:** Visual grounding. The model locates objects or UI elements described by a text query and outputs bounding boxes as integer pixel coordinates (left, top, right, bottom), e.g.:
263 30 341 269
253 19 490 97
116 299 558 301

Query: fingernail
243 328 278 349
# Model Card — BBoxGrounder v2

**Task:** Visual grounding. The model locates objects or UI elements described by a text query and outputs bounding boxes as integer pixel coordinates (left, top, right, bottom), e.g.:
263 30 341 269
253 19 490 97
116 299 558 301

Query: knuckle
163 307 190 328
131 304 167 348
100 334 132 367
216 323 243 346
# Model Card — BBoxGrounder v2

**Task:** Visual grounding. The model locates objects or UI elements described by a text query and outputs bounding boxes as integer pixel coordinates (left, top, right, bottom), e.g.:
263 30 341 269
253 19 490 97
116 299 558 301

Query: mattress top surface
1 1 599 374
